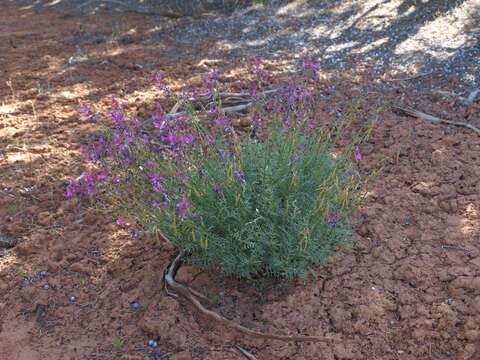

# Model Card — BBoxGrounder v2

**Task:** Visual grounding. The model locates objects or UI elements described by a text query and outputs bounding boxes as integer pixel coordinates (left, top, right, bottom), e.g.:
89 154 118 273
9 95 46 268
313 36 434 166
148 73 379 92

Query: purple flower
216 116 229 131
80 104 95 122
131 116 140 128
66 177 77 199
234 170 246 183
162 132 176 146
113 131 122 145
204 70 219 86
148 173 163 193
182 133 194 145
152 112 165 129
110 95 119 109
152 200 161 209
302 58 320 80
153 73 168 91
252 57 266 80
213 184 224 194
326 211 340 228
302 57 320 71
111 111 125 126
176 196 191 218
83 172 96 194
355 147 363 162
116 218 127 227
96 172 108 182
142 134 149 145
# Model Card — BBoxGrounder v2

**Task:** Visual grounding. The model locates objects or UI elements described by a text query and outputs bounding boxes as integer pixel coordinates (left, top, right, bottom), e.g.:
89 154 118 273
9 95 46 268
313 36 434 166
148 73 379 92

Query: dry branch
393 105 480 136
164 251 329 342
236 345 260 360
389 71 433 82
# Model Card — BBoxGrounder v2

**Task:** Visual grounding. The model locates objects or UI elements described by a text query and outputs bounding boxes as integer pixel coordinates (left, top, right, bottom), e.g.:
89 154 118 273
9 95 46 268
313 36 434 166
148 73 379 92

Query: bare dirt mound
1 1 479 359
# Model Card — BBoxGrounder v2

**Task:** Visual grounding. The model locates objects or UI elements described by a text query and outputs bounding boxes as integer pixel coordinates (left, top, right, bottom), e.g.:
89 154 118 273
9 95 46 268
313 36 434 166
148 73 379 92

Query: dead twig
164 103 252 119
432 89 480 105
236 345 260 360
164 251 328 342
389 71 433 82
393 105 480 136
77 0 159 15
441 245 471 253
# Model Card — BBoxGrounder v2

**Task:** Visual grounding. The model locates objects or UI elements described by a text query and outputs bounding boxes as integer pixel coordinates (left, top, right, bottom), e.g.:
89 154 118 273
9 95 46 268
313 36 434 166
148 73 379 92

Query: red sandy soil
1 2 479 359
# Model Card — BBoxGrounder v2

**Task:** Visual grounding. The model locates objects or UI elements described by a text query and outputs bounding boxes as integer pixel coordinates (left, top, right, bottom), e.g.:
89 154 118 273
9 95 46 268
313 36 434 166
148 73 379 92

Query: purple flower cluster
234 170 246 184
66 170 108 199
326 210 341 228
252 57 266 81
80 103 95 123
302 57 320 81
176 196 191 219
67 60 362 245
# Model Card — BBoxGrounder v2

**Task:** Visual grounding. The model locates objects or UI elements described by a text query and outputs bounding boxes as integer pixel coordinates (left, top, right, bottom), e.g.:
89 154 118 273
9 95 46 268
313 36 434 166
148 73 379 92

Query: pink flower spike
147 161 156 169
355 147 363 162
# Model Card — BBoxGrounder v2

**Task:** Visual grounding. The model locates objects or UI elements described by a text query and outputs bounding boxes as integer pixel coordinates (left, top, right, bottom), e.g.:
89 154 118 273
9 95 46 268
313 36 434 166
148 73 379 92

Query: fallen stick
389 71 433 82
164 102 253 119
236 345 260 360
164 251 329 342
432 89 479 105
393 105 480 136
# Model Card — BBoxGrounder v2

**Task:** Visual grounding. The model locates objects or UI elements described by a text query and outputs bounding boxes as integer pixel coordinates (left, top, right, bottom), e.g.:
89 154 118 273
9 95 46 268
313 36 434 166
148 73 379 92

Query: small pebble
147 339 158 348
42 284 50 290
408 281 417 288
69 296 76 303
131 302 140 310
39 271 48 277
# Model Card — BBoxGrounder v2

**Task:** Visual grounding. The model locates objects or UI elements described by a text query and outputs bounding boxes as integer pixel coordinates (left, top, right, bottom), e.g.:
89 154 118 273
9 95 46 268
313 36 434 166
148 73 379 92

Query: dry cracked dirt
1 1 479 359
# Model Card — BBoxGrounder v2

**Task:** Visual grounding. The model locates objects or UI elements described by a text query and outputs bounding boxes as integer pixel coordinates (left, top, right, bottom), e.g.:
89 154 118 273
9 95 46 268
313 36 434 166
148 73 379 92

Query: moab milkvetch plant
67 59 372 279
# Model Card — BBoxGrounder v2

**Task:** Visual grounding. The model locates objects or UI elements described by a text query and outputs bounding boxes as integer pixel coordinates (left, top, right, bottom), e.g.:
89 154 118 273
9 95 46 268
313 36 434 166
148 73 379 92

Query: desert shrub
68 63 370 278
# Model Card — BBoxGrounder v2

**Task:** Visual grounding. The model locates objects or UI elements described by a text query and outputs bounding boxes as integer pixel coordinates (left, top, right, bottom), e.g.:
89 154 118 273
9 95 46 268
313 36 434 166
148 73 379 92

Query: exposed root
164 251 329 342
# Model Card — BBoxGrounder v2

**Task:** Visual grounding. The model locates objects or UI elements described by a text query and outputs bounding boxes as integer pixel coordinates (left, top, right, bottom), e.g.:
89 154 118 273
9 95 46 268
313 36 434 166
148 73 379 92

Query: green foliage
74 70 371 279
152 125 359 278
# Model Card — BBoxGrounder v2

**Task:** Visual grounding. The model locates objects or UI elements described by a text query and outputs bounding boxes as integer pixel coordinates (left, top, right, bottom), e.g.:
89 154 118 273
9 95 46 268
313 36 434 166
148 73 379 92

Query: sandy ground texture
1 0 480 359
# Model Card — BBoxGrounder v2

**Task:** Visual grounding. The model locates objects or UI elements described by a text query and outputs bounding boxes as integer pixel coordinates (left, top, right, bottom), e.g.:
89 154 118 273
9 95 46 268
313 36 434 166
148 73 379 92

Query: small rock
131 302 140 310
70 261 94 275
69 296 76 303
147 339 158 348
37 211 54 226
42 284 50 290
409 281 417 288
0 234 16 249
